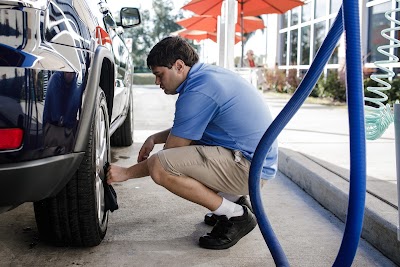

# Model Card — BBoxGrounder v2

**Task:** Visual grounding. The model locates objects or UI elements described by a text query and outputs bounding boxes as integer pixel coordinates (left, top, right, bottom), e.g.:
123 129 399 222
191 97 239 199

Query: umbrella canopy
176 15 265 34
171 29 218 42
171 29 242 44
182 0 304 17
182 0 304 66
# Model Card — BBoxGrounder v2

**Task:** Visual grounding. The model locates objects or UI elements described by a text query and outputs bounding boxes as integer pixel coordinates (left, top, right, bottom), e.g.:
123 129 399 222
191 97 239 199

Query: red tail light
0 128 24 150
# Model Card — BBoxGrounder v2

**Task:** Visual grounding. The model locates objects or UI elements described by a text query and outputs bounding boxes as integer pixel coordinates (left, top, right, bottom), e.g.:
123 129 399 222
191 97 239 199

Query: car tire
110 91 133 146
34 88 110 247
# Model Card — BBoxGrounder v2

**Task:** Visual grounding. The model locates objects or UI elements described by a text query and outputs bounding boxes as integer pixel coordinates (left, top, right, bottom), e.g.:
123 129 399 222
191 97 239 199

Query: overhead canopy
171 28 242 44
176 15 265 34
181 0 305 17
181 0 305 66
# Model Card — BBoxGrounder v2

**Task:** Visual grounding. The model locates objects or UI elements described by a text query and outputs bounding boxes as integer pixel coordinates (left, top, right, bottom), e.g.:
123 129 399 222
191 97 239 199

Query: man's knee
147 154 166 185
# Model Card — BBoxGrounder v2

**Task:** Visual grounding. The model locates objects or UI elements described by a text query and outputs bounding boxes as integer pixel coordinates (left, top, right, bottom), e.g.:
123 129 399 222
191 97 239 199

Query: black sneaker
204 196 253 226
199 206 257 250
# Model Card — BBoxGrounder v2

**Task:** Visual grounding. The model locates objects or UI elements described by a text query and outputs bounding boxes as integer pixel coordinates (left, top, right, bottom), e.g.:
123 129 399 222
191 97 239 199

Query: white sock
212 197 244 219
218 192 241 203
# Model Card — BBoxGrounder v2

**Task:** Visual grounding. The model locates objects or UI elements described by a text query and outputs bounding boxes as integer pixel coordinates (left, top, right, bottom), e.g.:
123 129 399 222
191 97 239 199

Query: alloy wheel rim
95 102 108 225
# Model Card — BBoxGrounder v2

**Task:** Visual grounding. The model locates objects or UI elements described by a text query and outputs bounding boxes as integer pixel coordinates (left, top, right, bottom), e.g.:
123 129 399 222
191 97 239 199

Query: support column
395 103 400 241
224 0 237 70
217 15 225 67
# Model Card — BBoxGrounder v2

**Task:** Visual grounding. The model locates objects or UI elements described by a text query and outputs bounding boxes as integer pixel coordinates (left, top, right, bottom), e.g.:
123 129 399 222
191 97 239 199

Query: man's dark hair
147 36 199 69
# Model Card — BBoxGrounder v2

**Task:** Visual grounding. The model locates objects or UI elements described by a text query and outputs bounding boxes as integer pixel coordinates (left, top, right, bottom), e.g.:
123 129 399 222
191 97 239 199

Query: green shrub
388 79 400 104
364 77 400 106
133 73 154 85
363 78 380 108
265 68 287 93
285 69 300 94
134 66 152 73
321 70 347 102
269 66 399 104
310 81 323 98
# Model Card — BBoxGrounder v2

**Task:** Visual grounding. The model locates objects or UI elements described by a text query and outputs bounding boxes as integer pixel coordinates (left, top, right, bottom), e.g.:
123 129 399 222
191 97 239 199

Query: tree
123 0 185 72
152 0 183 42
126 10 154 71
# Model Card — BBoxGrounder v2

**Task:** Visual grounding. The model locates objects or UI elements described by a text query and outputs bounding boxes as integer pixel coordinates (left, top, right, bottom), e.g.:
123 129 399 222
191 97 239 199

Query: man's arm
164 133 192 149
137 128 171 162
107 131 193 184
150 128 172 144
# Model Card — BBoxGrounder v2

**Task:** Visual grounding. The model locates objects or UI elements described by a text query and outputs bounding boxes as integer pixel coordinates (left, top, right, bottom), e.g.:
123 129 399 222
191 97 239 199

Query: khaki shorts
157 145 251 195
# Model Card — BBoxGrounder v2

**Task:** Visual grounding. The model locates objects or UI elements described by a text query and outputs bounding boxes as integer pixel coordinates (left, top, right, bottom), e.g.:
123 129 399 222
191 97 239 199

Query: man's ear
175 60 185 73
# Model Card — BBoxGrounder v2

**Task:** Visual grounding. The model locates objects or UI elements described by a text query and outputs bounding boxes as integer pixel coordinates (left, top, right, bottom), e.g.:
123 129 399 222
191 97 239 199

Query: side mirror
117 7 141 28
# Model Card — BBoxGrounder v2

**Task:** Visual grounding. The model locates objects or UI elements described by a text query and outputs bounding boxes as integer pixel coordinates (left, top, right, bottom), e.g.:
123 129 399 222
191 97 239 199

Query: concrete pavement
0 85 397 266
262 91 399 265
131 86 397 265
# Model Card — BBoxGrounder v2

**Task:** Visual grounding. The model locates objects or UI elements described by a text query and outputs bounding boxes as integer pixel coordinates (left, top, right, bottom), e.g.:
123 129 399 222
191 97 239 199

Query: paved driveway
0 86 395 266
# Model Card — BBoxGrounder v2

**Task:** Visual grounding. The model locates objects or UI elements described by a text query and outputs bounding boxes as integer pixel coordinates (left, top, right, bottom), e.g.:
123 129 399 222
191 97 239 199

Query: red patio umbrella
171 29 242 44
181 0 304 66
176 15 265 34
182 0 304 17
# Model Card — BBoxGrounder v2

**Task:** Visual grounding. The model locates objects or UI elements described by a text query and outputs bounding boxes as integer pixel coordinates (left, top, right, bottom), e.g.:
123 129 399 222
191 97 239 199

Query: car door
109 30 130 122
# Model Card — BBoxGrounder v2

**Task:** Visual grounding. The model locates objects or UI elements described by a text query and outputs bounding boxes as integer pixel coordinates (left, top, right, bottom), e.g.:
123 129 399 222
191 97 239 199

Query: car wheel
110 90 133 146
34 88 110 247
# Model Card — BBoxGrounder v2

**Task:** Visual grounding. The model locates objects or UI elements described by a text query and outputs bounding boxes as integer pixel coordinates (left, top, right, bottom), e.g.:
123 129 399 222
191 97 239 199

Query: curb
278 147 400 266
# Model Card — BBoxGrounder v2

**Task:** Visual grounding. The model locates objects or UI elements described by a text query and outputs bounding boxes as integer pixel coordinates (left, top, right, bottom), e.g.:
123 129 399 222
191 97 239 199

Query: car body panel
0 0 138 210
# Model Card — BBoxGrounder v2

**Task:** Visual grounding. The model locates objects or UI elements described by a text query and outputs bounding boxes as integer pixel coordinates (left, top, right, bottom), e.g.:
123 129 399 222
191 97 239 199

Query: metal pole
240 1 244 67
395 103 400 241
217 15 226 67
224 0 236 70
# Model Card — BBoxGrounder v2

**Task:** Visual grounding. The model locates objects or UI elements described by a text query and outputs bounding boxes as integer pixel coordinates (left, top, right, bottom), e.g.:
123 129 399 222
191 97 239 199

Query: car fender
74 45 115 152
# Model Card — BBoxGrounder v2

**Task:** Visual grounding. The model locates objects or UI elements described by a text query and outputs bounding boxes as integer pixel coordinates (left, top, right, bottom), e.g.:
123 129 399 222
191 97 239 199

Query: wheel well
99 58 114 122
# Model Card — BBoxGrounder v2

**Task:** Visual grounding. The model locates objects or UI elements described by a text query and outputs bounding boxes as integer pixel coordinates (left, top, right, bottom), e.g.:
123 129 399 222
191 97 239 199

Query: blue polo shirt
171 63 278 179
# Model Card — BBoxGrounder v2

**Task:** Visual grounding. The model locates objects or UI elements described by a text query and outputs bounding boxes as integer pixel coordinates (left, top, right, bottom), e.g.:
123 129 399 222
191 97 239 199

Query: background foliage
264 67 399 105
123 0 181 72
120 0 199 72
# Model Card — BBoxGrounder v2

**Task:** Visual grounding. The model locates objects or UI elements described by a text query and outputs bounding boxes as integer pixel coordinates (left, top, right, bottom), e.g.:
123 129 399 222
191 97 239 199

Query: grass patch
264 91 345 107
133 73 154 85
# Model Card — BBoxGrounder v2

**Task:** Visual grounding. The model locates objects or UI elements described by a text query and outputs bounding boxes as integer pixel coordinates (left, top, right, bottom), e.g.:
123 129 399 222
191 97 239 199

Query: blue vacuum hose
249 2 366 266
334 1 366 265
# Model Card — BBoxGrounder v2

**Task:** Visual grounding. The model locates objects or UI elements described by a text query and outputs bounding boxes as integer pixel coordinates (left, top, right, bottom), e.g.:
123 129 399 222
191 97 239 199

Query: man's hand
106 165 131 184
137 136 156 162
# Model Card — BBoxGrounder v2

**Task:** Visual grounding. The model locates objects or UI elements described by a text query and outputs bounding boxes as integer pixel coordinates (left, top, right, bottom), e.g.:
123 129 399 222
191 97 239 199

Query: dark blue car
0 0 140 246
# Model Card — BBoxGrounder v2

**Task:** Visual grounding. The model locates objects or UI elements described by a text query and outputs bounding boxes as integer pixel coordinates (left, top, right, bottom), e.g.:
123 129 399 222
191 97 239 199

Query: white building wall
265 14 279 69
258 0 399 77
260 0 372 76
